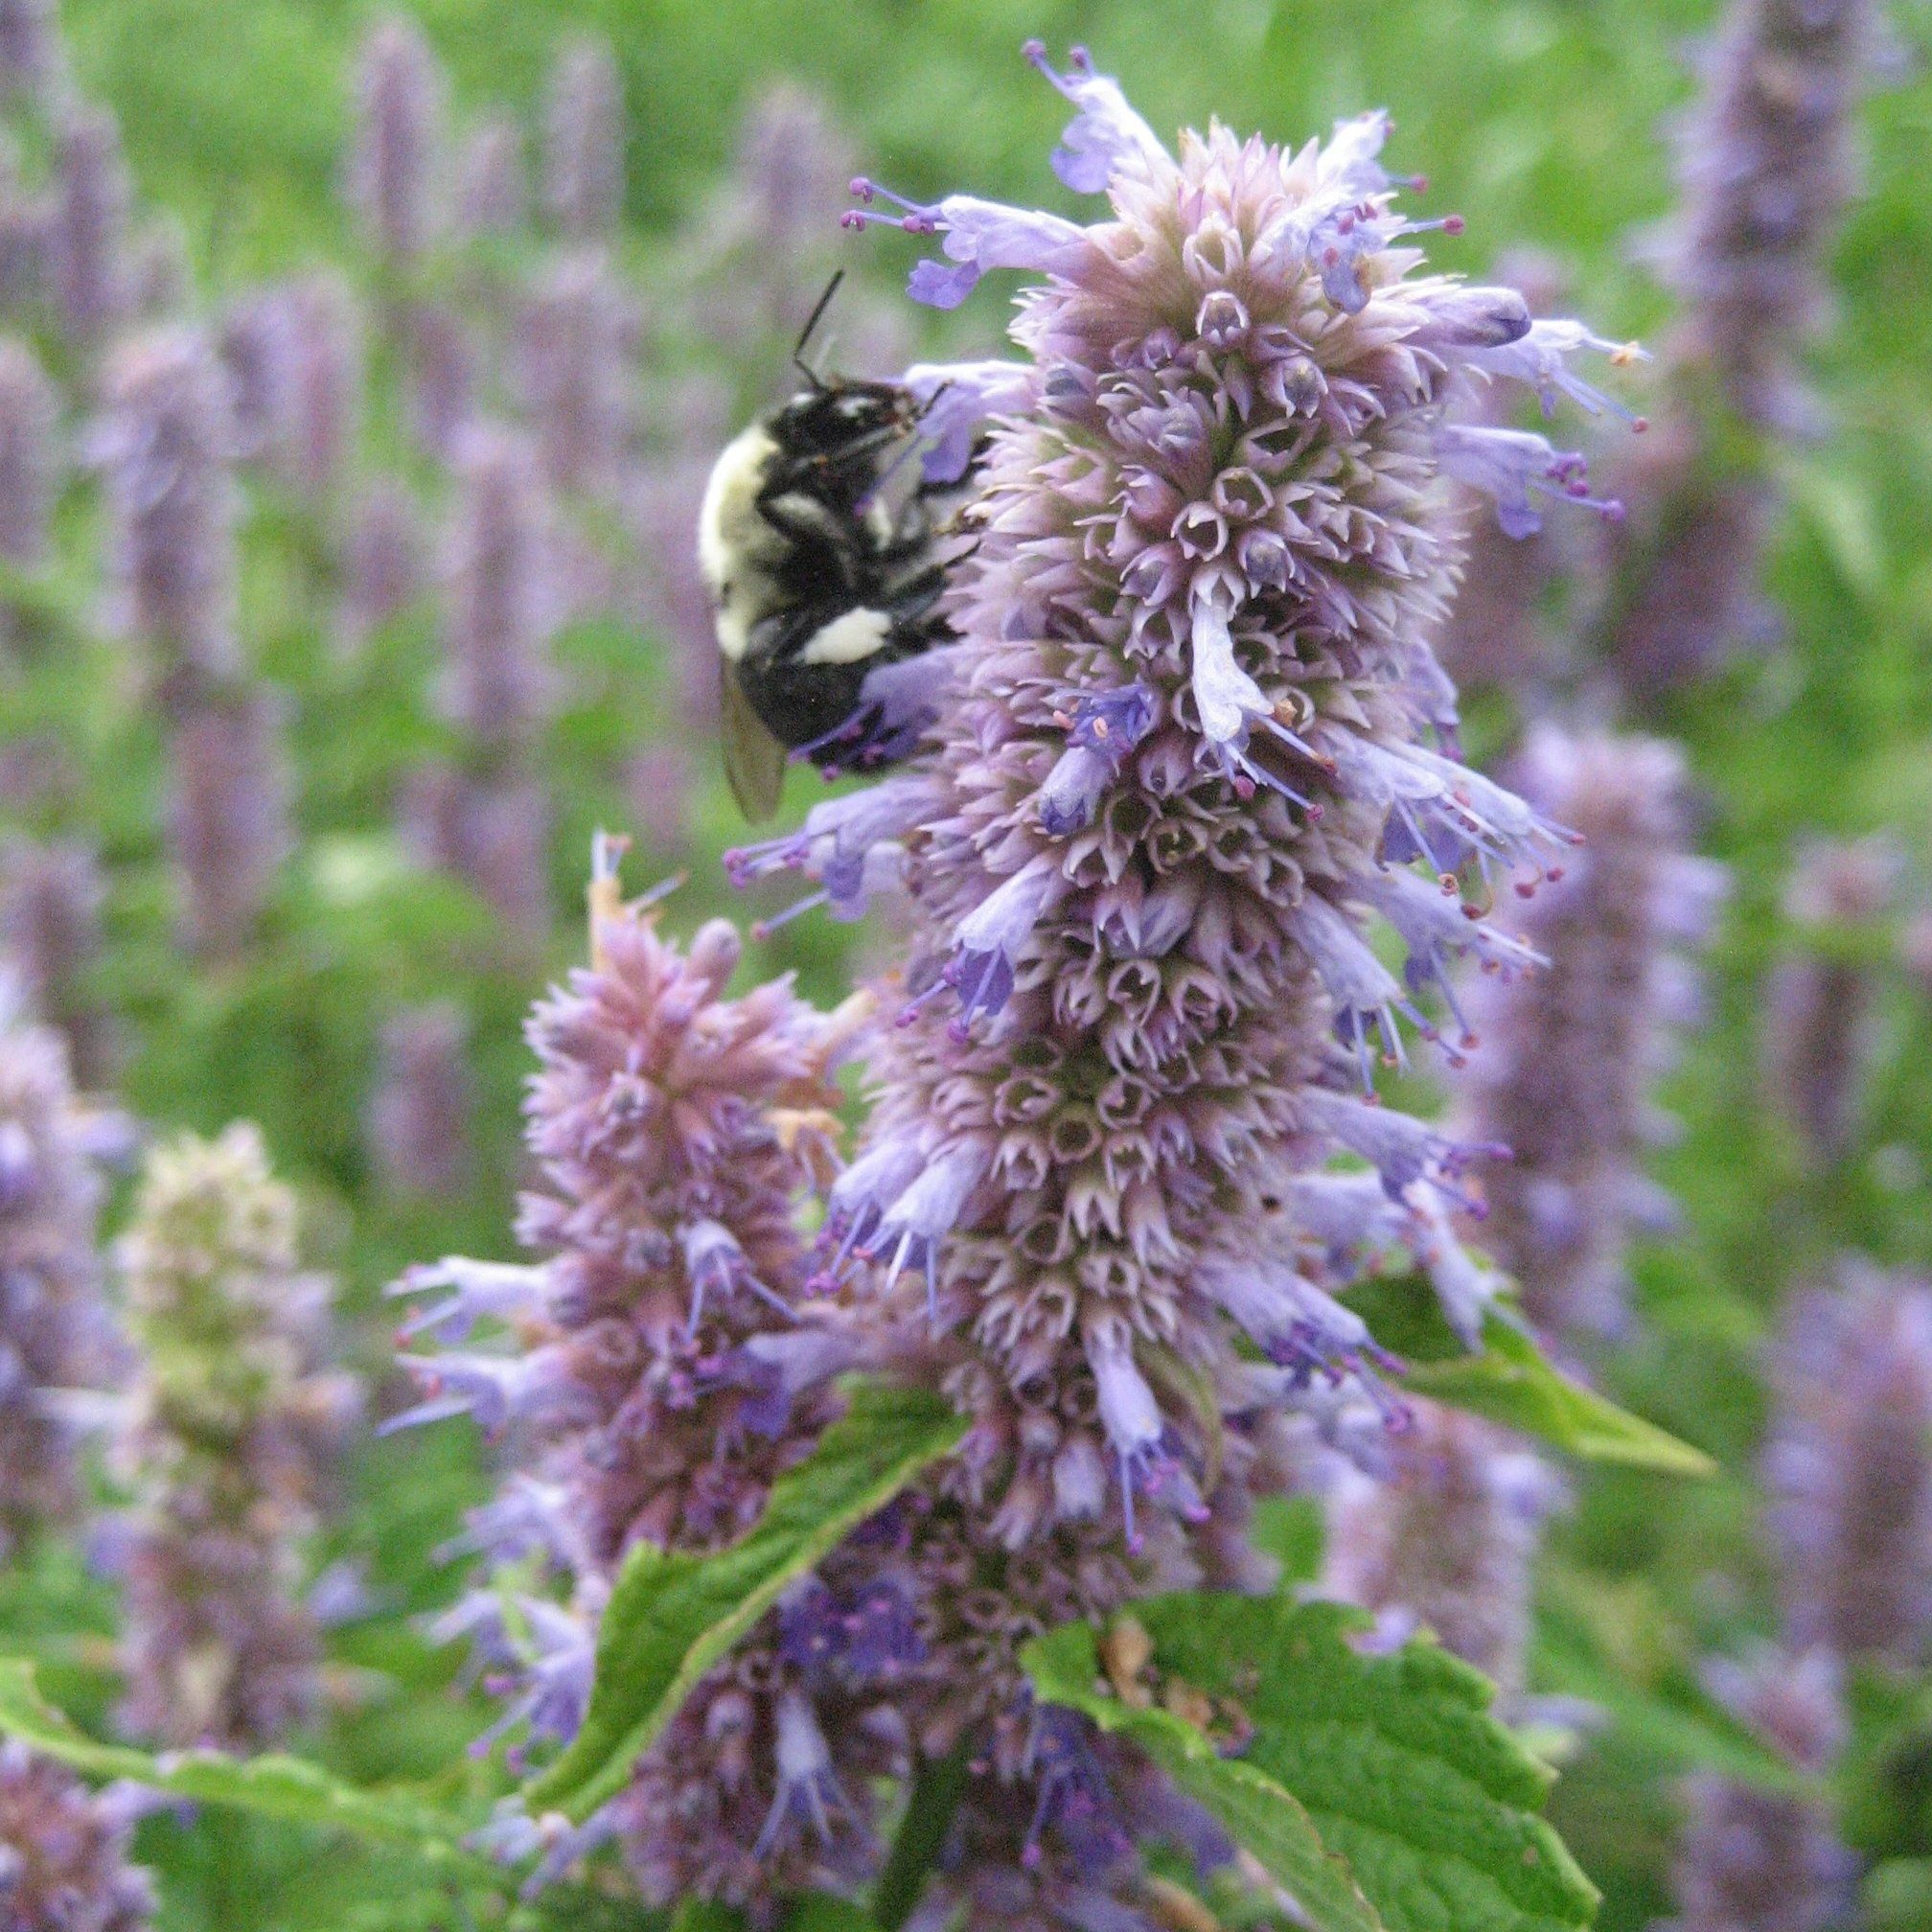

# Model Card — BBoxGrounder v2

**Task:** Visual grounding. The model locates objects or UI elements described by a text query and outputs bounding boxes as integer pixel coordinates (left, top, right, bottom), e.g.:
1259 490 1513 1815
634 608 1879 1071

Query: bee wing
719 660 788 822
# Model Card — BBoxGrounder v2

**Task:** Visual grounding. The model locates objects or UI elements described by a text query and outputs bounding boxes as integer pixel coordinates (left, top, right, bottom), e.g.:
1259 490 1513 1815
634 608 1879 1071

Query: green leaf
1783 459 1885 603
1839 1659 1932 1858
1024 1621 1385 1932
0 1657 481 1869
522 1378 967 1824
870 1742 971 1930
1250 1493 1326 1584
1865 1859 1932 1932
786 1896 884 1930
1404 1320 1718 1476
671 1905 746 1932
672 1900 746 1932
651 1901 878 1932
1348 1276 1716 1477
1026 1595 1600 1932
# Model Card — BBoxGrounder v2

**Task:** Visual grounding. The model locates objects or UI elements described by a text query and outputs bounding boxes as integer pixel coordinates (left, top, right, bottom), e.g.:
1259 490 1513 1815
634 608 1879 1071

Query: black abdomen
736 613 904 750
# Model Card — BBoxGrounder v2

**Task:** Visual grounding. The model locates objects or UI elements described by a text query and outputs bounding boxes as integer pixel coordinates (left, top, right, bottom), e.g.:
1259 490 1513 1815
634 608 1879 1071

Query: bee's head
771 380 917 465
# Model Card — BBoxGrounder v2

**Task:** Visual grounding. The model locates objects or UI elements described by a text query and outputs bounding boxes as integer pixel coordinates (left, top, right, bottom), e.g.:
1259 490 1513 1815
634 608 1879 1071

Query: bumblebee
698 276 964 820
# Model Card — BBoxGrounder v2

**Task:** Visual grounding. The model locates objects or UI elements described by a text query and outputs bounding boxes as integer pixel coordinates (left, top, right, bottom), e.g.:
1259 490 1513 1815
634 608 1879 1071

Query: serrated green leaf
1024 1621 1385 1932
522 1378 967 1824
1348 1277 1715 1477
1028 1595 1600 1932
0 1657 482 1868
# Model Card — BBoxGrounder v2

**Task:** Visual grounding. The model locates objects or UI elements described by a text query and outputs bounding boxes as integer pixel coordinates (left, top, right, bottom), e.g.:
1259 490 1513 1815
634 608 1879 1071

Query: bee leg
874 558 951 625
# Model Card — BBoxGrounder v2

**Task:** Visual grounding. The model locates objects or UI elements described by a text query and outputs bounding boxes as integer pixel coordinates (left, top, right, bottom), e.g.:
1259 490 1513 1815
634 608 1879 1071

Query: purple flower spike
1450 729 1723 1341
541 34 625 241
0 1741 155 1932
348 16 447 266
117 1126 357 1752
1668 1646 1856 1932
368 1002 472 1201
1658 0 1883 436
97 328 240 686
0 839 117 1092
384 853 920 1907
1765 1262 1932 1667
1761 833 1898 1168
1595 0 1886 702
820 47 1636 1601
393 55 1651 1916
0 999 120 1559
1324 1400 1558 1691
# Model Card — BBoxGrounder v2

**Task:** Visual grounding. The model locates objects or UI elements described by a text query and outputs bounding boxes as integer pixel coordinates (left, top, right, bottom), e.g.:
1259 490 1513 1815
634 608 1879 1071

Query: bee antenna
793 270 844 387
912 379 954 424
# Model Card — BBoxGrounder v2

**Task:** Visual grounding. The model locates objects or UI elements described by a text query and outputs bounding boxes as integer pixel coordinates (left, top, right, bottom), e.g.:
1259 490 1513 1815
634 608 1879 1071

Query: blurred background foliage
0 1 1928 1927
